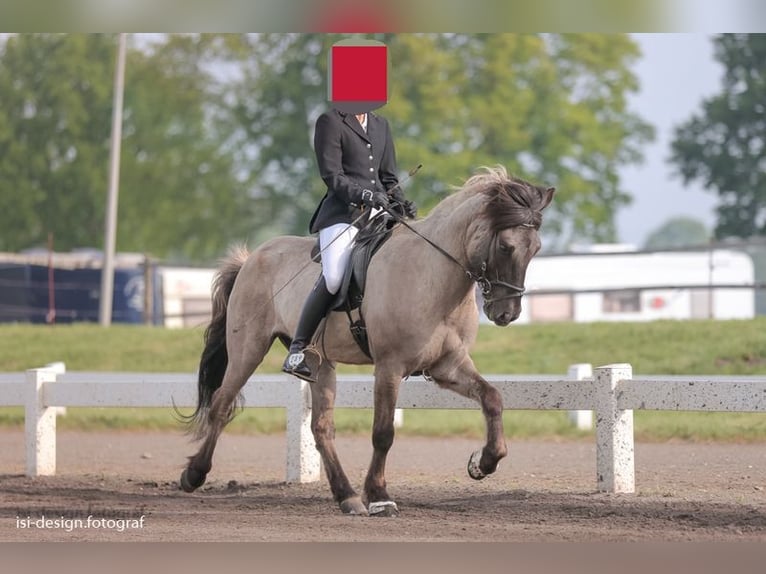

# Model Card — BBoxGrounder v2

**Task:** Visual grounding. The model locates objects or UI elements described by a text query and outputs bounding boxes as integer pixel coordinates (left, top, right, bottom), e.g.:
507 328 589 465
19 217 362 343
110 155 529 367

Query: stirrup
282 347 321 383
285 351 306 369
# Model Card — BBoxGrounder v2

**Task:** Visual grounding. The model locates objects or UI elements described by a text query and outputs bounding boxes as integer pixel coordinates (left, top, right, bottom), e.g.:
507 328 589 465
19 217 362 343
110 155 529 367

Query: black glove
390 187 405 204
388 187 417 219
402 199 418 219
360 189 390 210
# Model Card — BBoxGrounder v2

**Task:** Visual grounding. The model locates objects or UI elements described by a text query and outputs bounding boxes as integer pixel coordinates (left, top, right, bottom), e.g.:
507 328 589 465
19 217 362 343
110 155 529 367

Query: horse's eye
499 242 512 254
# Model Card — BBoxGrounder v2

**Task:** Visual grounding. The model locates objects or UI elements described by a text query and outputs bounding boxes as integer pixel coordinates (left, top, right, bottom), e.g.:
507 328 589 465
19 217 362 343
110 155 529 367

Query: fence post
25 368 58 477
594 364 634 493
284 380 321 483
567 363 593 430
45 362 67 416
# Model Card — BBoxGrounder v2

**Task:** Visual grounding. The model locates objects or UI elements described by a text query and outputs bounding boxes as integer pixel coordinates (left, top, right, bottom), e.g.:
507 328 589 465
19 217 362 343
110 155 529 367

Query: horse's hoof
339 496 368 516
368 501 399 517
180 468 206 493
467 449 486 480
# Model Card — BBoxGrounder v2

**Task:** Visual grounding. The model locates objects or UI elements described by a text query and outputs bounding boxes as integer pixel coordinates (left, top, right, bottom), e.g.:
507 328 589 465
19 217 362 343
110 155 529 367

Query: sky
616 33 724 247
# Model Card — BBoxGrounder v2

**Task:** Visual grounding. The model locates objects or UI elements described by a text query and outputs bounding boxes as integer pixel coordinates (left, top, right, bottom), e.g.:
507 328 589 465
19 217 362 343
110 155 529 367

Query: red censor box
328 40 389 113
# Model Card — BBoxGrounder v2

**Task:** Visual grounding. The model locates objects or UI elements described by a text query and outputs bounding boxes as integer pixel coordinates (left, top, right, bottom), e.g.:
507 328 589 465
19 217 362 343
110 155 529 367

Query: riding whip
386 163 422 197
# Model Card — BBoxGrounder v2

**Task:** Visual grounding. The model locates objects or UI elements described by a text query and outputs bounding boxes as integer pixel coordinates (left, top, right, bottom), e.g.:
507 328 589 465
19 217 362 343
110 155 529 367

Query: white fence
1 364 765 493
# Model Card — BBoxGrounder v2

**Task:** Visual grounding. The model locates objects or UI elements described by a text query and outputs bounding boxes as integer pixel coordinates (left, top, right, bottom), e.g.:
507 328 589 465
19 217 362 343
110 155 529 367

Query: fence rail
1 364 765 493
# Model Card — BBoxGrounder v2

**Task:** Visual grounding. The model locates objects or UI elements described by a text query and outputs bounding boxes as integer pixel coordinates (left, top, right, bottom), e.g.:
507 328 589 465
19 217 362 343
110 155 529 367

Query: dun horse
180 166 555 516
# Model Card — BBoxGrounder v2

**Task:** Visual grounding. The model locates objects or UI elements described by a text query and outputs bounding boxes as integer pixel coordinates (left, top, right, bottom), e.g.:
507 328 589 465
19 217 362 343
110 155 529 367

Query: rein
390 213 528 302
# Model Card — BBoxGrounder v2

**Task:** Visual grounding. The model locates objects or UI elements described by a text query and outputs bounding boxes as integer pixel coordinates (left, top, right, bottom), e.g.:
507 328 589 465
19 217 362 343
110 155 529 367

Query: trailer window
529 294 573 322
602 289 641 313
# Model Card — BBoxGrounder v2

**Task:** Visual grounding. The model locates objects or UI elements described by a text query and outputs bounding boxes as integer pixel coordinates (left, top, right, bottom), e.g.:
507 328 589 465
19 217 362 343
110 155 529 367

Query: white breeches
319 223 359 294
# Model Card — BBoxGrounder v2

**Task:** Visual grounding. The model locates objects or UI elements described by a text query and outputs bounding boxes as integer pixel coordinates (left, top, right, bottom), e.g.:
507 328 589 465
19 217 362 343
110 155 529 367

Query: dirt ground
1 429 765 542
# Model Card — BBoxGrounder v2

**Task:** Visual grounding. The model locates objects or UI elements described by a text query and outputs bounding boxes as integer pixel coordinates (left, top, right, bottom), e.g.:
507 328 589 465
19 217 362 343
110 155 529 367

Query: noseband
470 226 532 303
472 260 525 303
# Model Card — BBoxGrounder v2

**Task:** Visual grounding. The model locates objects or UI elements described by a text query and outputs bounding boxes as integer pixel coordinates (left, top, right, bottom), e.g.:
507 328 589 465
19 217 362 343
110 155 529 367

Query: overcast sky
616 33 724 247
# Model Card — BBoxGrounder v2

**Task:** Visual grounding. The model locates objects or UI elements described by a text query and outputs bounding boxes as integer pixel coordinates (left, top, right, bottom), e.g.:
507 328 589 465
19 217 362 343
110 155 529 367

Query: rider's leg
318 222 359 295
282 223 357 382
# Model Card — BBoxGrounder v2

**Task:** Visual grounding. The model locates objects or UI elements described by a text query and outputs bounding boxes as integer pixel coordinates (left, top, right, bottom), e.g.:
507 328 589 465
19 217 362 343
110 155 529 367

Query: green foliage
670 34 766 240
0 33 652 260
0 34 250 262
116 35 252 262
643 216 711 250
225 34 341 240
0 35 114 251
232 34 653 247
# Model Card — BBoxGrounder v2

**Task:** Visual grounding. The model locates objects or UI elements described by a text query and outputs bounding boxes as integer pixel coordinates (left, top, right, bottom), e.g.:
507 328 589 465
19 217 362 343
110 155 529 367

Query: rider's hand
361 189 390 210
402 199 418 219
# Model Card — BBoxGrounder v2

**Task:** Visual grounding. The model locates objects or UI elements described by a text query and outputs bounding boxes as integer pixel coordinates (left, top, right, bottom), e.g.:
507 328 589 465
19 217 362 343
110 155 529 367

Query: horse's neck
417 191 486 266
406 192 488 305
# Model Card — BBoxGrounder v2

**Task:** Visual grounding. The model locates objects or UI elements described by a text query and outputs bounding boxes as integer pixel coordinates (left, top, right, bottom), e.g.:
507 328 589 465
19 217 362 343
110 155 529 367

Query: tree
229 33 654 248
225 34 336 241
0 33 654 261
0 34 114 251
670 34 766 240
116 34 253 261
643 216 710 250
0 34 250 262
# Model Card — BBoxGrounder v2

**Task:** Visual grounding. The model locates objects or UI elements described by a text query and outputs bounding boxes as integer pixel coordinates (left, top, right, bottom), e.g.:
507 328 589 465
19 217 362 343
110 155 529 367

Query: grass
1 319 766 441
3 318 766 375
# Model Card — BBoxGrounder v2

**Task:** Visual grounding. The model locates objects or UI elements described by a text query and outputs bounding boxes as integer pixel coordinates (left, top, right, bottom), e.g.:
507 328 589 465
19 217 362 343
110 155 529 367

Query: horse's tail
182 245 249 438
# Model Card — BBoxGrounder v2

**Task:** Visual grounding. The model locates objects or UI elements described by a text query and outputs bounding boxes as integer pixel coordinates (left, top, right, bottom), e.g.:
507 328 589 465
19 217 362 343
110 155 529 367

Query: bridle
471 229 532 303
391 212 531 302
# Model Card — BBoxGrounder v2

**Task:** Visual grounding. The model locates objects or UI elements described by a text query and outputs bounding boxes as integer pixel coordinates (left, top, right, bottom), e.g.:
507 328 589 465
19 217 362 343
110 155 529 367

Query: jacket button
369 167 374 172
371 179 376 184
369 155 373 160
366 143 371 148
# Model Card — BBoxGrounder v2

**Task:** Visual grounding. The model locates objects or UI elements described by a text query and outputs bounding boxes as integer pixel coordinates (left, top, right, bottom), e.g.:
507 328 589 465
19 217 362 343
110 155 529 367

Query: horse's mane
468 166 548 232
425 166 549 232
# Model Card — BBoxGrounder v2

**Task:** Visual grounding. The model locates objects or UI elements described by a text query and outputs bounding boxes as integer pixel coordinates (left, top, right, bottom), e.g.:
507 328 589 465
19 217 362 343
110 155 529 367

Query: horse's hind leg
430 353 508 480
181 332 270 492
310 362 367 515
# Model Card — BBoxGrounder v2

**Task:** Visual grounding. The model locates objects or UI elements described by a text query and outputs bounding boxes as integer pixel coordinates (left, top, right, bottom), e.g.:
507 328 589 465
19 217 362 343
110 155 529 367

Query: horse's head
467 168 555 326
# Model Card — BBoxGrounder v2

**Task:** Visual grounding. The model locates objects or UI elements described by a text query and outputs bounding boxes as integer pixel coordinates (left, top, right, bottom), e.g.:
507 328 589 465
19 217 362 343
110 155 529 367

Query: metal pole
143 254 153 325
99 33 127 326
708 240 714 319
46 232 55 324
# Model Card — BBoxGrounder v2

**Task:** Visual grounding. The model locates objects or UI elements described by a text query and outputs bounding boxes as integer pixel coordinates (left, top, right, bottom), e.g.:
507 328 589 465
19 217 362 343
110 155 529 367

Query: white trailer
509 249 755 324
156 266 216 328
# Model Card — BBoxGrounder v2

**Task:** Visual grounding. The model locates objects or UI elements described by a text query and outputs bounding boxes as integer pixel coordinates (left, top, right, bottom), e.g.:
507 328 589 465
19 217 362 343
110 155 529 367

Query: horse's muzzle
485 305 520 326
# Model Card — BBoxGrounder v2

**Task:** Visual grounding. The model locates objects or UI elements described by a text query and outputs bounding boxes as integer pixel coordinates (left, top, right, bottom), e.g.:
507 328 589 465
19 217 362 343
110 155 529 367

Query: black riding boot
282 275 335 383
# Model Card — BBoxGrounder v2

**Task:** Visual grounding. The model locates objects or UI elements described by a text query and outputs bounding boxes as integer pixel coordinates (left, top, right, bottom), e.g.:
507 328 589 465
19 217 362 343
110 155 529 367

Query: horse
180 165 555 516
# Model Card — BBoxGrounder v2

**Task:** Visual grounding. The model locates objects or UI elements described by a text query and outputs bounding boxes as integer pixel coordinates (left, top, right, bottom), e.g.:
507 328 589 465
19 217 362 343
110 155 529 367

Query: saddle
310 214 396 357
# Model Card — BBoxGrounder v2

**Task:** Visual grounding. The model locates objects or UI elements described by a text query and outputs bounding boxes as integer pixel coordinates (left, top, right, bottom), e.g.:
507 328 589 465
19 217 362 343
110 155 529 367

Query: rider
281 107 409 382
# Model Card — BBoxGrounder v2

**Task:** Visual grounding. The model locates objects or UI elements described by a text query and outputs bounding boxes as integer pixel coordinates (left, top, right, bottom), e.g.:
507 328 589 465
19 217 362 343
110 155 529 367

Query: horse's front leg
310 362 367 515
363 368 402 517
430 354 508 480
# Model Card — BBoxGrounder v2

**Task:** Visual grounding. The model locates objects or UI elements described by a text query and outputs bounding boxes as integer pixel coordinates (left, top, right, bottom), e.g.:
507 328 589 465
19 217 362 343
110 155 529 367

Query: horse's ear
540 186 555 210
